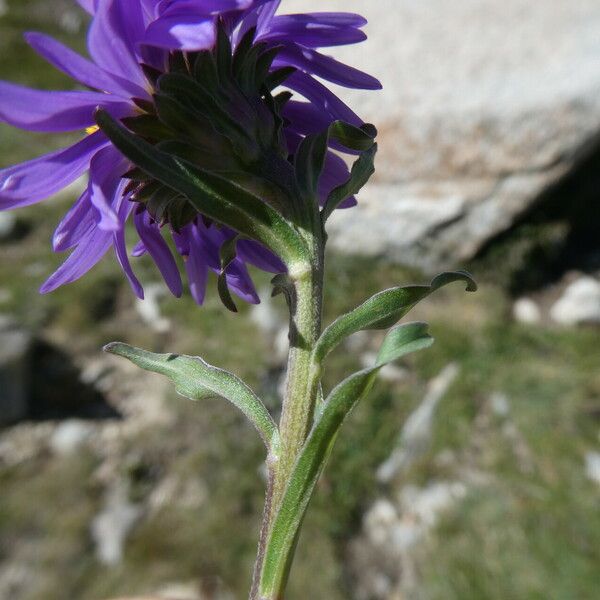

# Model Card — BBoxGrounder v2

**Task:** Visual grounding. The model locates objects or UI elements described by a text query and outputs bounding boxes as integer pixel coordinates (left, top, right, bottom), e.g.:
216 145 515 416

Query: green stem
249 233 324 600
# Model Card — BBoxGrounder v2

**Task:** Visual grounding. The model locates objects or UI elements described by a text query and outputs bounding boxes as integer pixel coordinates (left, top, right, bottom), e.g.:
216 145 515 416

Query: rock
377 364 460 483
0 323 33 425
0 212 17 242
585 452 600 487
513 298 542 324
490 392 511 418
351 481 468 600
550 275 600 325
136 283 171 334
91 482 143 566
360 351 409 384
49 420 94 456
287 0 600 268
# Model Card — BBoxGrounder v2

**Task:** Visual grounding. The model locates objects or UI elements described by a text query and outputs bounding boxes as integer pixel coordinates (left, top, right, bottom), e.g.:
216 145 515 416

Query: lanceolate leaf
259 323 434 596
313 271 477 366
295 120 377 202
104 343 278 449
217 235 243 313
95 109 307 266
322 143 377 221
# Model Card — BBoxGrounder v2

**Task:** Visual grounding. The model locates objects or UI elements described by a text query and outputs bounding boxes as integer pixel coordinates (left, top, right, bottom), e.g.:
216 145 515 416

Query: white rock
50 420 94 456
91 482 143 566
0 328 32 424
0 213 16 241
286 0 600 268
513 298 542 324
550 276 600 325
377 364 460 482
585 452 600 487
490 392 511 418
399 482 467 529
250 289 283 337
136 283 171 333
360 351 409 384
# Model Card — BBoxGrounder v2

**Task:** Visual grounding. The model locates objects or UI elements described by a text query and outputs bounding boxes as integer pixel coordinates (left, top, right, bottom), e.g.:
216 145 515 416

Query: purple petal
25 32 148 99
276 44 381 90
88 0 147 86
132 239 147 257
237 239 285 273
284 71 362 126
0 80 129 132
180 224 209 305
282 100 335 136
88 146 129 231
134 209 183 297
76 0 95 14
41 226 112 294
0 131 107 209
144 15 216 50
319 151 357 208
261 14 367 48
158 0 253 14
256 0 281 36
224 259 260 304
273 12 368 29
52 188 96 251
113 189 143 298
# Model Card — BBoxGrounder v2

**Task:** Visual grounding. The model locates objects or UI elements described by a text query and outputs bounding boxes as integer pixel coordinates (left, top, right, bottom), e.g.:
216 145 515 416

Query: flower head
0 0 380 308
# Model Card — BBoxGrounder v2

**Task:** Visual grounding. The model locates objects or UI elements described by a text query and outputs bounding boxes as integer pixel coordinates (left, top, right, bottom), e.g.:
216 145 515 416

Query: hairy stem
250 232 324 600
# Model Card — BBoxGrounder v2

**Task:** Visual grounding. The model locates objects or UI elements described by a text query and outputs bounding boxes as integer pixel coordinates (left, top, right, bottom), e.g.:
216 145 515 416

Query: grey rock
91 482 143 566
0 325 32 425
377 364 460 483
135 283 171 333
550 276 600 325
49 420 94 456
0 213 17 242
584 452 600 487
287 0 600 268
513 298 542 324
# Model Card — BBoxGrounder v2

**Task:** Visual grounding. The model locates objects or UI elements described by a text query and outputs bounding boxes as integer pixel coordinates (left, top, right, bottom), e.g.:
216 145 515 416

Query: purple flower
0 0 380 307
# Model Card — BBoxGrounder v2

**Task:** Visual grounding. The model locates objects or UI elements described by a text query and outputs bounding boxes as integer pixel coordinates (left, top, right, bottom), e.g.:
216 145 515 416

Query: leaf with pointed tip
329 120 377 152
105 343 278 449
217 235 244 313
313 271 477 366
294 120 377 222
259 322 434 596
322 144 377 221
95 109 307 266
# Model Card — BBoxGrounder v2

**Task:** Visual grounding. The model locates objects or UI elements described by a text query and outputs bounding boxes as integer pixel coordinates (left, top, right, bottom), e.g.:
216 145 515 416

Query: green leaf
294 130 328 199
294 120 377 224
322 143 377 221
217 235 245 313
259 322 433 596
328 120 377 152
104 343 278 449
313 271 477 366
95 109 307 267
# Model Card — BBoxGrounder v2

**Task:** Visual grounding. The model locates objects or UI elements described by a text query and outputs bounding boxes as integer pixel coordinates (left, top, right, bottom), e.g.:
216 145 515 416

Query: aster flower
0 0 380 308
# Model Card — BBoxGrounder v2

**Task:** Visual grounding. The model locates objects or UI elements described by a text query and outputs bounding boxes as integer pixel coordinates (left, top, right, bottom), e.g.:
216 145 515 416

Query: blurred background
1 1 599 599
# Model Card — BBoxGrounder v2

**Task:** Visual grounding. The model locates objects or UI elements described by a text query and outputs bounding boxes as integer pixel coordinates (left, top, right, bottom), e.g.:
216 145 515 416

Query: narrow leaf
313 271 477 366
217 235 244 313
259 323 433 595
322 143 377 221
105 342 278 449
